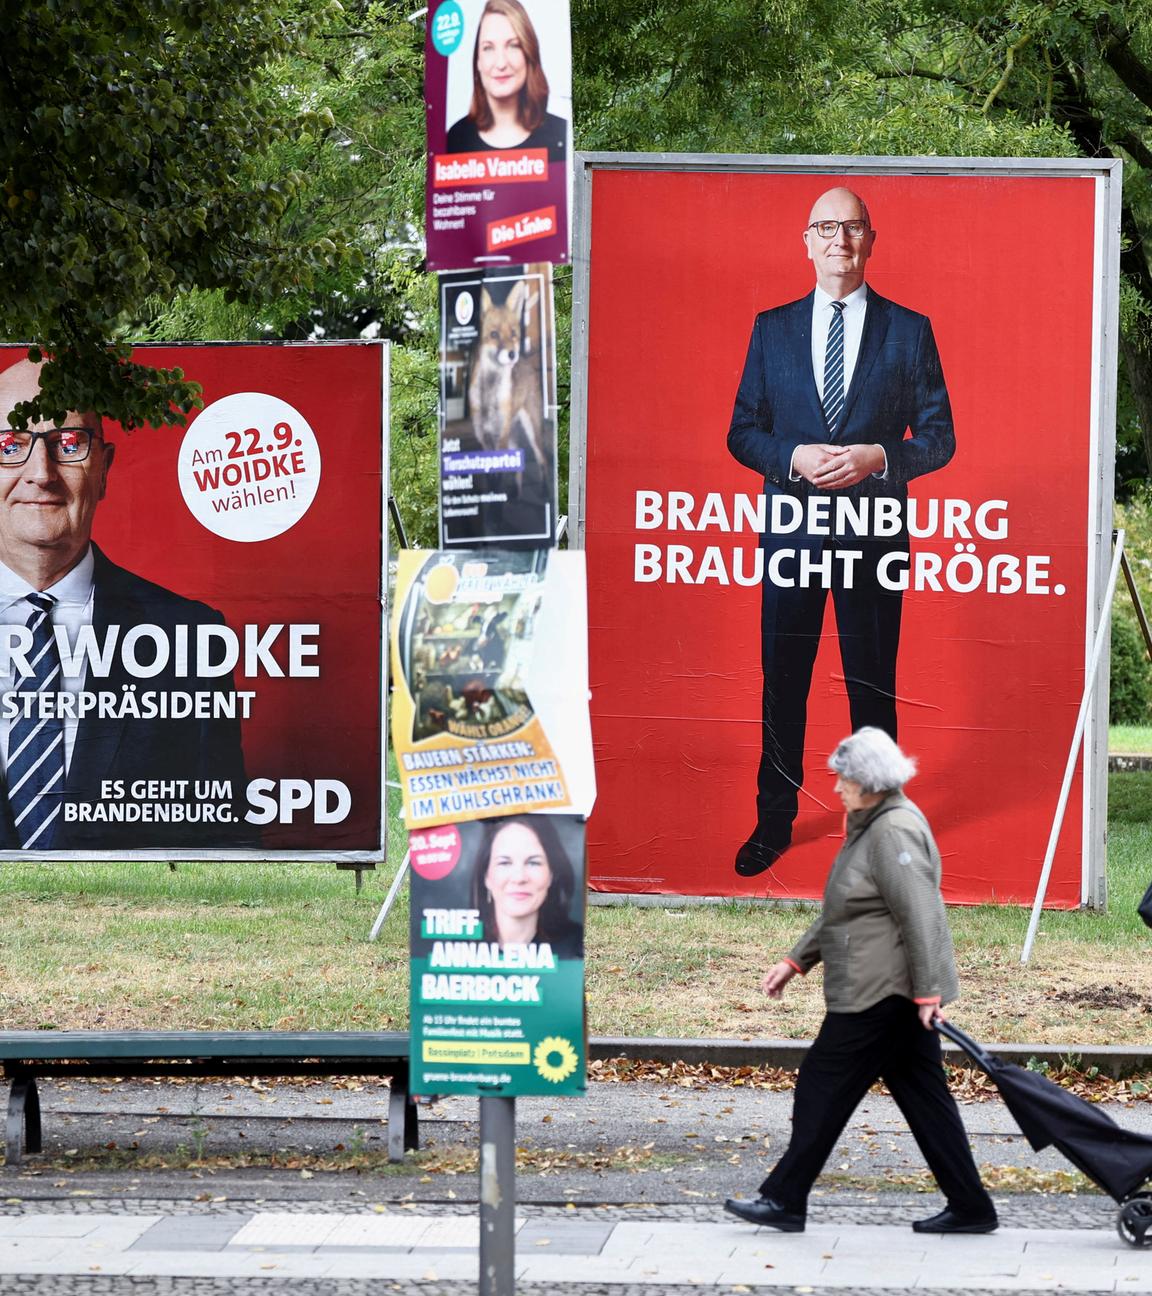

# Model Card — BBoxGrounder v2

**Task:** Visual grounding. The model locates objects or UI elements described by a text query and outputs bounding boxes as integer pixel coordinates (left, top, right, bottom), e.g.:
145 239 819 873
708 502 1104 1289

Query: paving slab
2 1071 1151 1291
130 1214 250 1251
0 1211 1147 1287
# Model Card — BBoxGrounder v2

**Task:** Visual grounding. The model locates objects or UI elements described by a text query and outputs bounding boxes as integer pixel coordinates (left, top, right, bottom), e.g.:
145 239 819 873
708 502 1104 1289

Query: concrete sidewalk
0 1202 1143 1288
3 1072 1151 1290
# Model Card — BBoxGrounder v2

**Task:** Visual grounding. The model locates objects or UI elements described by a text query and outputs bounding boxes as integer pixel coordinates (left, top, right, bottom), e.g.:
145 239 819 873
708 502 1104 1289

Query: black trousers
759 995 994 1216
755 537 902 846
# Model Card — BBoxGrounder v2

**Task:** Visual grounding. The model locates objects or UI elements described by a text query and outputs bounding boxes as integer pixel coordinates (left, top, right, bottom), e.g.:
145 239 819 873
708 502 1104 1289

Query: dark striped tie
822 300 846 436
8 593 65 848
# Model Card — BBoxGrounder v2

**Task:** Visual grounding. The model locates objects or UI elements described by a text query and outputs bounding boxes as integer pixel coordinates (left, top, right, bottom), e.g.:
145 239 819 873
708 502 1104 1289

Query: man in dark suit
727 188 955 876
0 358 250 851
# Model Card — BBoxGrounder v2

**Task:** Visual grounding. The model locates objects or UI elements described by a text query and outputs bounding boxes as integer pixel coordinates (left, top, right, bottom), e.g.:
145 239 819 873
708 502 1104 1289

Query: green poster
409 815 586 1096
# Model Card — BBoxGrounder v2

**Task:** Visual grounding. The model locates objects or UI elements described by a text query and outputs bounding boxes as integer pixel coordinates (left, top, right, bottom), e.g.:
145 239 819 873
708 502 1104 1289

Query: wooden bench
0 1031 419 1166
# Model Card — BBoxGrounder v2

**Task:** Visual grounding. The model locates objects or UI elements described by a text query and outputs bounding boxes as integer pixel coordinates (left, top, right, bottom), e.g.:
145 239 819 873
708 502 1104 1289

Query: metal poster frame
0 339 390 865
568 153 1121 909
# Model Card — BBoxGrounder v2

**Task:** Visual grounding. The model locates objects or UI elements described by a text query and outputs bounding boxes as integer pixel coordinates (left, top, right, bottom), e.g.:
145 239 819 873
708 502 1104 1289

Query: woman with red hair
446 0 567 164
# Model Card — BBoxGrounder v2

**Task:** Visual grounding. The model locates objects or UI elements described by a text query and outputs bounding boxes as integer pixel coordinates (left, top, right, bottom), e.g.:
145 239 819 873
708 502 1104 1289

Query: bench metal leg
5 1075 40 1165
405 1097 419 1153
387 1065 419 1162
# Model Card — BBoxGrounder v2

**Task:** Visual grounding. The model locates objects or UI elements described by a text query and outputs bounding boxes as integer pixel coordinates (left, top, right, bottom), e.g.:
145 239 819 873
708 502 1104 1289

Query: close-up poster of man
0 343 386 859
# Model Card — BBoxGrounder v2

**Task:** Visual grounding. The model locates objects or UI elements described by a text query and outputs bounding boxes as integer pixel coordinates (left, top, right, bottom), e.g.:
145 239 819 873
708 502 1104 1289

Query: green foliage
568 2 1152 494
1116 493 1152 616
135 2 429 349
133 1 439 534
389 319 441 548
1112 614 1152 725
572 1 1076 158
1113 491 1152 725
0 0 358 428
13 0 1152 517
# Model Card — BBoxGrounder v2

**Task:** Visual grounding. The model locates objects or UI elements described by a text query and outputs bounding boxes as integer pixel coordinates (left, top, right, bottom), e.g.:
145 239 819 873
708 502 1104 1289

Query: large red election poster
0 342 385 859
575 161 1118 906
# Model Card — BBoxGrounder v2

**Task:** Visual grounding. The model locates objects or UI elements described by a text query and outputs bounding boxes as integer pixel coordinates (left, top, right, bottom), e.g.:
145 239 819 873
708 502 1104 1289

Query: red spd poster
575 162 1117 905
0 342 385 858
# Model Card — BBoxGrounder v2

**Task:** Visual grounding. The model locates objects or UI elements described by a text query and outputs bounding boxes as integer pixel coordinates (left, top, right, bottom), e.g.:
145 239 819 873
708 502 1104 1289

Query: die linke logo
433 149 549 187
486 206 557 252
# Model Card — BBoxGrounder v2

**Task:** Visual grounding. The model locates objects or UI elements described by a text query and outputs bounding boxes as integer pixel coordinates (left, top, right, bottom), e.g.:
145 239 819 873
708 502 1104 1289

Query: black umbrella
937 1019 1152 1203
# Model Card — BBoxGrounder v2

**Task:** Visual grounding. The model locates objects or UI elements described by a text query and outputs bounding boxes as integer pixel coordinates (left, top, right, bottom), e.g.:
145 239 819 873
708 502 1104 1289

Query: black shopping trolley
937 1019 1152 1247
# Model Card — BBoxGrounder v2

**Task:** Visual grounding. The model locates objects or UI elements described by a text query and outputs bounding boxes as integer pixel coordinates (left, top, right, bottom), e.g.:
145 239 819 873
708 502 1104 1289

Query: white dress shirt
811 282 868 396
0 546 96 776
789 282 887 480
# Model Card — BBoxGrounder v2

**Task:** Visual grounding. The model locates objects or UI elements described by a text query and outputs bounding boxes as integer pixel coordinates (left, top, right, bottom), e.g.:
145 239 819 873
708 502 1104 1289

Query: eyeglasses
807 220 870 239
0 427 100 467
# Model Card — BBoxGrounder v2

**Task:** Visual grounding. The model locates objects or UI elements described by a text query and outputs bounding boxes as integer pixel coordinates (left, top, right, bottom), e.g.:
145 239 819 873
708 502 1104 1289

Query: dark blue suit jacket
727 289 956 544
0 545 252 851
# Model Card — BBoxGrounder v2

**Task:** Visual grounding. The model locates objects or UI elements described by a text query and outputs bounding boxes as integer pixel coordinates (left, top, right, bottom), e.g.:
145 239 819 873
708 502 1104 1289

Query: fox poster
438 263 558 547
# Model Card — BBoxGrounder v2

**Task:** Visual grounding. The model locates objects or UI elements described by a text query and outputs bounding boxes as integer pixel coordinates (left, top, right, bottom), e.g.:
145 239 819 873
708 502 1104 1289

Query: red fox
468 280 547 472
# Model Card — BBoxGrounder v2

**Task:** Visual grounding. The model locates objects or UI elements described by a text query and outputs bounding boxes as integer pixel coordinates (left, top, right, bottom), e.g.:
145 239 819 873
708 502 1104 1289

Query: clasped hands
792 442 885 489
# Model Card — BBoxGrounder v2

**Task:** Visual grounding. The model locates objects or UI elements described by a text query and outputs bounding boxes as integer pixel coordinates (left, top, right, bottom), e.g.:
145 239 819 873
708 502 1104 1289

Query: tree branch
1119 130 1152 174
982 30 1034 112
870 65 983 95
1094 14 1152 111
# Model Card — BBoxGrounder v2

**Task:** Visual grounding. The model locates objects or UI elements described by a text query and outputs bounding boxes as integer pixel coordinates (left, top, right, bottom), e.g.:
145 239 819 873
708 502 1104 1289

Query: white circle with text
178 392 321 542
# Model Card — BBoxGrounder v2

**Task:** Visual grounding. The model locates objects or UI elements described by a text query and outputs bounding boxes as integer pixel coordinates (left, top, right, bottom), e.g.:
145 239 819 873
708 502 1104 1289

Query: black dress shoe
723 1196 806 1231
912 1208 998 1234
734 836 789 877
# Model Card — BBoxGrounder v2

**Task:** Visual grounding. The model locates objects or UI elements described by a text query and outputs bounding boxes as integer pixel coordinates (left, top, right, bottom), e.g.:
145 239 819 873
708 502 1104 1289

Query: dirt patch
1049 986 1152 1012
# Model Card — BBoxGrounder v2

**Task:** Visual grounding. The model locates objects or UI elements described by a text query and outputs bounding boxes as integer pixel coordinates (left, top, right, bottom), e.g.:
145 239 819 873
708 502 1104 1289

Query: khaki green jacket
786 792 959 1012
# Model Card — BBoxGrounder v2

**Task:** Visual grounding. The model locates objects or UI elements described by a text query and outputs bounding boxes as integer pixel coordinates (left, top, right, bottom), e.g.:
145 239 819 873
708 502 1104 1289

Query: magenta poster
424 0 571 272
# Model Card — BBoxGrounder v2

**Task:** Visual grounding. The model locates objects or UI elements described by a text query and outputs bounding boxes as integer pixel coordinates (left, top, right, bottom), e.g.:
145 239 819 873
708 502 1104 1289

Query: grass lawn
1 770 1149 1047
1111 723 1152 754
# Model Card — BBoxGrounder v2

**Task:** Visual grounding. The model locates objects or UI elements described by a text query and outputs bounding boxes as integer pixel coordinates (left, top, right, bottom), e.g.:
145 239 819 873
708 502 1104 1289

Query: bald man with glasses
0 358 250 851
727 188 956 877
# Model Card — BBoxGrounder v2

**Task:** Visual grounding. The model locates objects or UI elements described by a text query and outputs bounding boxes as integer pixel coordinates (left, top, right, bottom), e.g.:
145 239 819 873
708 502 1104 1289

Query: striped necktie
822 299 846 436
7 593 65 848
